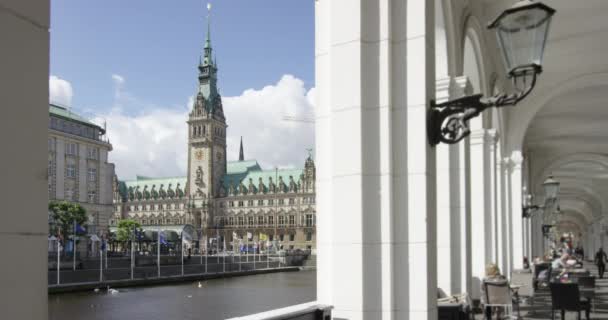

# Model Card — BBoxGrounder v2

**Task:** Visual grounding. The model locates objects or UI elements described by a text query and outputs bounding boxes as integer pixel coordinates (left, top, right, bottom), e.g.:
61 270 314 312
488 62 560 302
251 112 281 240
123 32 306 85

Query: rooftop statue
151 185 158 199
167 183 175 198
159 184 166 199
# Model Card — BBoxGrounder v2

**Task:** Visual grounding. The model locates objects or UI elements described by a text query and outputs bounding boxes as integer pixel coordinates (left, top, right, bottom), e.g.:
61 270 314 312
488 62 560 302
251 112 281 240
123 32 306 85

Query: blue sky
51 0 314 112
50 1 316 179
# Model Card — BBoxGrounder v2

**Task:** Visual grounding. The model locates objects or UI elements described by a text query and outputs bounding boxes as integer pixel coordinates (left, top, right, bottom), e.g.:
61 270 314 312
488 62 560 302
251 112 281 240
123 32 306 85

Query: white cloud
224 74 315 169
49 75 73 107
111 74 125 85
93 108 189 180
111 74 127 102
95 74 315 180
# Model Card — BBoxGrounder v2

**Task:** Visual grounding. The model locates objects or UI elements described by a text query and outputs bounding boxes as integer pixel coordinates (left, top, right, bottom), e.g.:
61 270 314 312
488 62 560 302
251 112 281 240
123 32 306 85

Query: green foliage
48 200 87 237
116 219 142 242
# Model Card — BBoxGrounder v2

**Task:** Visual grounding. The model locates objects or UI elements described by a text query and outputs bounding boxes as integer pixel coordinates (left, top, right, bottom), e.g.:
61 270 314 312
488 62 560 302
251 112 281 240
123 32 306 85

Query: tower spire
239 136 244 161
196 1 221 115
205 3 212 50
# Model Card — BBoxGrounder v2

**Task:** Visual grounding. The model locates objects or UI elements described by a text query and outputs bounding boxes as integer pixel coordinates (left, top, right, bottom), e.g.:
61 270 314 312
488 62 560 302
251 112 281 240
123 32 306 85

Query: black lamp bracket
428 64 541 146
522 204 544 219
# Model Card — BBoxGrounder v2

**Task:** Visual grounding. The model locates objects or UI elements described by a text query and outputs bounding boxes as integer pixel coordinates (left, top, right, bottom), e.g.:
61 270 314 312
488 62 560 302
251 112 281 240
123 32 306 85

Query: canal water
49 270 316 320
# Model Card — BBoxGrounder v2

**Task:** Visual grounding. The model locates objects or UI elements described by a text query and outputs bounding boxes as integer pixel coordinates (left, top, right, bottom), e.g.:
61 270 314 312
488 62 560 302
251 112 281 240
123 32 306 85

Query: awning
109 224 199 242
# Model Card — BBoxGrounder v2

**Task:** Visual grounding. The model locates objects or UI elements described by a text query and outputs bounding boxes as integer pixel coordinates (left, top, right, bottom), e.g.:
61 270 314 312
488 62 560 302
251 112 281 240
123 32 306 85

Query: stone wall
0 1 50 319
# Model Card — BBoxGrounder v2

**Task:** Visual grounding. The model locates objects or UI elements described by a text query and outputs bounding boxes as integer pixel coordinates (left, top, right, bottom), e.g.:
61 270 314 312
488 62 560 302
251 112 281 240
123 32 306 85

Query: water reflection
49 271 316 320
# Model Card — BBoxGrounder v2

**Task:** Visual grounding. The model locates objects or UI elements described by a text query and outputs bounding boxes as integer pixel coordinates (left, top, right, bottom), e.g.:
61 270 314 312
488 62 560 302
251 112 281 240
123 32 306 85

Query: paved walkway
476 262 608 320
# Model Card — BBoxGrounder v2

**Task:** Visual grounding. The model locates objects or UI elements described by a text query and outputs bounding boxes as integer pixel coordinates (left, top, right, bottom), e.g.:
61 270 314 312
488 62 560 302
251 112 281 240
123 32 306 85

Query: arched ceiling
525 86 608 152
555 219 583 238
516 1 608 228
505 0 608 151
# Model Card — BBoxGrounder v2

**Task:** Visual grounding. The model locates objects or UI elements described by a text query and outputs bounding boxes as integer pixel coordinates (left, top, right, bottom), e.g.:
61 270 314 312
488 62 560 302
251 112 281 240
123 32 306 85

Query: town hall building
110 19 316 252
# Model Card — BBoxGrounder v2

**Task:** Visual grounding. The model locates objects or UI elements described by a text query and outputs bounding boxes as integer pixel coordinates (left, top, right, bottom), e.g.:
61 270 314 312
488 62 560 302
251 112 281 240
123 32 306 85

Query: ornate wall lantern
522 175 560 218
542 175 560 201
542 224 553 237
428 0 555 145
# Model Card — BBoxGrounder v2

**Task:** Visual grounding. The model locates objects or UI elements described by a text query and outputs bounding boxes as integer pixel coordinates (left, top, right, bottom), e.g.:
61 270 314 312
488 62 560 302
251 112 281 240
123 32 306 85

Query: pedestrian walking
595 247 607 278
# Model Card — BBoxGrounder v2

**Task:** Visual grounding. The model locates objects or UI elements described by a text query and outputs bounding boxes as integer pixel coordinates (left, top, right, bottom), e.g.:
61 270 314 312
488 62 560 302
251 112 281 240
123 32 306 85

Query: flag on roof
74 221 86 234
159 231 168 245
182 231 192 242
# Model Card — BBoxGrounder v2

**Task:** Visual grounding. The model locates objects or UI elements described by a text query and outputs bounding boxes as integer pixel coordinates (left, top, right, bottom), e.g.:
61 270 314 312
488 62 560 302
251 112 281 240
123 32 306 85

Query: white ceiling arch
503 0 608 153
529 153 608 224
508 72 608 152
558 196 597 224
555 219 583 237
558 211 589 228
536 153 608 186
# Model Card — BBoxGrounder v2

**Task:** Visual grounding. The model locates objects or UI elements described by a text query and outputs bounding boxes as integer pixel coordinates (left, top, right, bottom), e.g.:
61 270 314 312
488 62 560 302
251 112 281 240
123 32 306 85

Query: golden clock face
195 150 204 160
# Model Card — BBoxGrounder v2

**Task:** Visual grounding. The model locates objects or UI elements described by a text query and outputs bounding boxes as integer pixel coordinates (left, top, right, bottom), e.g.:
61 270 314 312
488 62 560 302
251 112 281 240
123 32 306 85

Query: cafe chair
511 269 534 315
549 282 590 320
533 263 551 291
577 276 595 289
483 280 517 319
577 276 596 311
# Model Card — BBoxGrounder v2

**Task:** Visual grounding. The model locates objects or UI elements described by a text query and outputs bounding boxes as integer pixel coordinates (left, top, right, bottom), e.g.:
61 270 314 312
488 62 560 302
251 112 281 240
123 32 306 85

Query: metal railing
47 250 299 286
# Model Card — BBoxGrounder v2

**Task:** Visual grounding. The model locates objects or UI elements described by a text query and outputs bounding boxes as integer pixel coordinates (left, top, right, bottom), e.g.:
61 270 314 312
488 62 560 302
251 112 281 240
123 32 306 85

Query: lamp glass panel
543 179 559 200
495 7 553 73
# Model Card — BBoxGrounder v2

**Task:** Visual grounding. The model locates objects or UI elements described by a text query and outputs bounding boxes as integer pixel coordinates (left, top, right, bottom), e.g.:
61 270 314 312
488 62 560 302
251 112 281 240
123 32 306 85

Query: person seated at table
481 263 506 320
552 253 570 270
551 253 576 282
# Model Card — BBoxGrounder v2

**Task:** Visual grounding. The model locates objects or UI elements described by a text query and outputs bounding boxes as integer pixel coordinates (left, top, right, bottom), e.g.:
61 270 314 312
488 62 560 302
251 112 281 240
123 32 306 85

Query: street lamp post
428 0 555 146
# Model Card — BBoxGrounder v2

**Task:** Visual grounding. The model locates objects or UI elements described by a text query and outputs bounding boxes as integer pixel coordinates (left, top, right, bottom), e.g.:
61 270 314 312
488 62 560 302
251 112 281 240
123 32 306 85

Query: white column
460 139 472 296
0 1 50 319
435 77 470 295
402 0 437 314
436 79 454 295
589 225 597 256
500 157 513 274
315 1 437 319
595 224 602 254
586 227 593 260
522 218 528 261
527 217 533 260
531 213 544 258
488 131 498 264
588 226 594 258
495 146 505 273
503 158 513 278
510 151 525 270
469 129 494 299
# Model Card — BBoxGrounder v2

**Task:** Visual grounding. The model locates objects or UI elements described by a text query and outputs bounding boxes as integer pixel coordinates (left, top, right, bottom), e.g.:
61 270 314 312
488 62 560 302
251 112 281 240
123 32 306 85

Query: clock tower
186 8 227 231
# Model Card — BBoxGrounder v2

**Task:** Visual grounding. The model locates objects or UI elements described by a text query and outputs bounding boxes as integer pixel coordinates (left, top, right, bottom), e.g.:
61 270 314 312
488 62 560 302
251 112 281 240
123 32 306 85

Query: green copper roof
49 104 103 132
222 160 305 193
119 176 187 201
227 160 261 174
122 176 187 189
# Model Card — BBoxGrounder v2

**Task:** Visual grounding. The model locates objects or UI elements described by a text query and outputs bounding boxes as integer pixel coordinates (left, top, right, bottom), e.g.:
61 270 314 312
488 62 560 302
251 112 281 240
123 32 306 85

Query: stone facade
48 104 115 235
111 19 316 251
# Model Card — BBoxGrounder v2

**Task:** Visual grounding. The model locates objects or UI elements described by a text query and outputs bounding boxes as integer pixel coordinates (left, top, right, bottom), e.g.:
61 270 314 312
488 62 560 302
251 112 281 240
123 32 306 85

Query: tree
116 219 142 243
48 200 87 237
